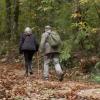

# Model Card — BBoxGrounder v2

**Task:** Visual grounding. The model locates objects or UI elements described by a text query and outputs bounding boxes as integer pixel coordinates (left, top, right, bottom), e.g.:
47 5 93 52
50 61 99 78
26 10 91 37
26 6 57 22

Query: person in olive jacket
19 27 39 76
39 25 64 81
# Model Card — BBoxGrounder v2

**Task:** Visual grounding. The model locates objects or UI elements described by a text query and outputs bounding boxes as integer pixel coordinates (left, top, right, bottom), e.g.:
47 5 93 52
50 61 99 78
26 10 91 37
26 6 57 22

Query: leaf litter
0 63 100 100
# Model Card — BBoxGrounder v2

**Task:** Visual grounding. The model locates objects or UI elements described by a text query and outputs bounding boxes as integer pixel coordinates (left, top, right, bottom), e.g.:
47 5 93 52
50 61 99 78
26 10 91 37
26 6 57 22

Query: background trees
0 0 100 65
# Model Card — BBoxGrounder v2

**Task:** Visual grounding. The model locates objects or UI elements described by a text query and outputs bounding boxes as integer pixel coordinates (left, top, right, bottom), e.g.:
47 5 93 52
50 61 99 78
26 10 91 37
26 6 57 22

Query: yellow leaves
92 28 97 33
79 0 89 5
71 21 88 31
79 0 100 5
91 28 100 33
37 6 53 12
71 13 81 18
79 22 86 28
95 0 100 3
43 6 53 12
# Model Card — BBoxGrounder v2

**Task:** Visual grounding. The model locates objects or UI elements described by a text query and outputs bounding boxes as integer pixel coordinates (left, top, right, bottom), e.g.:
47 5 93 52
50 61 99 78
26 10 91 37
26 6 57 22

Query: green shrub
60 40 72 68
91 74 100 83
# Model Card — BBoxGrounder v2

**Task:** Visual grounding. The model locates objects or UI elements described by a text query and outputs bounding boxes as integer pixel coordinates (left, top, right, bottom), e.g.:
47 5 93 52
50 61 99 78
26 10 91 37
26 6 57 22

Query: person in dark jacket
19 27 39 76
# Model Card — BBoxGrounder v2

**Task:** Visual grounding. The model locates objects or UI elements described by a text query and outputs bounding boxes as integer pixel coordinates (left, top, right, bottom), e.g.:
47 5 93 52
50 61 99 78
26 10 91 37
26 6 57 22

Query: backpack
48 31 61 48
21 34 38 51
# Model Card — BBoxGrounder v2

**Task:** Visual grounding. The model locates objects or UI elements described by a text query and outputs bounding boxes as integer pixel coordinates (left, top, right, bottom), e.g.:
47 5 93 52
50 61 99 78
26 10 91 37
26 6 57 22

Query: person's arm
34 35 39 52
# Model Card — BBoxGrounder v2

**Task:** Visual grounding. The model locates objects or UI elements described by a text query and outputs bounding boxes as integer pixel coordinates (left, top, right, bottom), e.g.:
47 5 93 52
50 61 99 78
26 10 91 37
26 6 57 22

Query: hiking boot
43 77 49 81
59 73 64 81
30 72 33 75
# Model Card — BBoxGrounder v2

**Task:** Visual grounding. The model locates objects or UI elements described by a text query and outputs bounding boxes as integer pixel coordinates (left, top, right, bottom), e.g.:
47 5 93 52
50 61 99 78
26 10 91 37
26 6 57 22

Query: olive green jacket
39 32 59 55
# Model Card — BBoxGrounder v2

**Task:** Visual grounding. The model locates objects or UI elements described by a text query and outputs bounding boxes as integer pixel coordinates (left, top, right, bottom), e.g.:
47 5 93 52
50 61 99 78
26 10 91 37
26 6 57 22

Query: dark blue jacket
19 33 39 53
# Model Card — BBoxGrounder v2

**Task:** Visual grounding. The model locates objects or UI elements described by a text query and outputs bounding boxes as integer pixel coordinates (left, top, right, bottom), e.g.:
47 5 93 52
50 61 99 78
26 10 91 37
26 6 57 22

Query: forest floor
0 62 100 100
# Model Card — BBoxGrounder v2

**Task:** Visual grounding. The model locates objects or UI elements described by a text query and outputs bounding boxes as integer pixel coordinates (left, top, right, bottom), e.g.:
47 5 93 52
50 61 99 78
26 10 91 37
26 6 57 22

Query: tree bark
13 0 19 38
5 0 11 35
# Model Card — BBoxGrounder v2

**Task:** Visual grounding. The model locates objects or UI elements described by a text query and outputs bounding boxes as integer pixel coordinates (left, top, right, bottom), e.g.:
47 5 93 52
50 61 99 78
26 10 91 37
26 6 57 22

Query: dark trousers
23 50 34 74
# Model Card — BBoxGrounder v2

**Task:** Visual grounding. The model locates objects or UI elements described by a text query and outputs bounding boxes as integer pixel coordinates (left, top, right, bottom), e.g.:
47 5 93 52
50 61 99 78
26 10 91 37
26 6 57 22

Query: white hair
24 27 32 34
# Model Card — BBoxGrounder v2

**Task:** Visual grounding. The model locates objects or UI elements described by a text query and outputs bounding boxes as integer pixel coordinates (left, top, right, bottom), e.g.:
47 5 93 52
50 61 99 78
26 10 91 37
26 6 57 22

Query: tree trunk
12 0 19 40
5 0 11 36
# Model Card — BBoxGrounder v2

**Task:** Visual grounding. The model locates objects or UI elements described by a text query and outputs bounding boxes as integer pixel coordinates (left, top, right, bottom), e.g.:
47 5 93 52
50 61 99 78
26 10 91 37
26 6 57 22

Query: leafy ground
0 62 100 100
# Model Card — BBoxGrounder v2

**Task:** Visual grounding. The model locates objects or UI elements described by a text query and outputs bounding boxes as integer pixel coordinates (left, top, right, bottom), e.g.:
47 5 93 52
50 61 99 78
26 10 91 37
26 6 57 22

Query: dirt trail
0 63 100 100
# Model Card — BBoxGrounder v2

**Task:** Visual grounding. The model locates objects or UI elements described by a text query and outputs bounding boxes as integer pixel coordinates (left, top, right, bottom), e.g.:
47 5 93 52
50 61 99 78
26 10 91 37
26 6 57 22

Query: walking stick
36 52 43 79
36 52 40 78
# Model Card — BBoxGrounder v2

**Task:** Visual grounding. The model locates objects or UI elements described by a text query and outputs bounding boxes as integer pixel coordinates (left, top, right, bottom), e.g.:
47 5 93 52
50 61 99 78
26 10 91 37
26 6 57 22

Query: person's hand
19 50 23 54
19 48 23 54
36 52 43 59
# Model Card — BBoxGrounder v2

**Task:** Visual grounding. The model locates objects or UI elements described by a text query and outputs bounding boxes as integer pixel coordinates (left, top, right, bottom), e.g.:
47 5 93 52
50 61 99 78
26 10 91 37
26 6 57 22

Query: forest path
0 63 100 100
